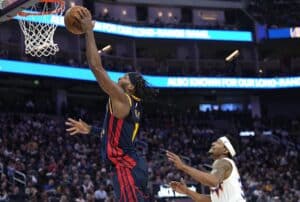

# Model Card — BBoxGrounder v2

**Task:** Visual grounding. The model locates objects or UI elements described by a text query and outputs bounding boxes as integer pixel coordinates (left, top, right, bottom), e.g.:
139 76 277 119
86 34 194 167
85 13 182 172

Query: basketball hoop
17 0 65 57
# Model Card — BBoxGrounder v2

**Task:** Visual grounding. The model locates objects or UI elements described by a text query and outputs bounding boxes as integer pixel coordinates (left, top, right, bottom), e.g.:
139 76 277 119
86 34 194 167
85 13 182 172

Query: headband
219 136 236 157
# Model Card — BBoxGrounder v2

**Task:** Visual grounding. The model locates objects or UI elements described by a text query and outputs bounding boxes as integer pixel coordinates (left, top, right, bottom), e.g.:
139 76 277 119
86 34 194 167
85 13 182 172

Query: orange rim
18 0 65 17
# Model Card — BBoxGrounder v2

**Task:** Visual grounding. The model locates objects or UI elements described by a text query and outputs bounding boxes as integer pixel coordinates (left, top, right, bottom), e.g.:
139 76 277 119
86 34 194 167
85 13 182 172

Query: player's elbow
209 181 219 188
207 178 220 187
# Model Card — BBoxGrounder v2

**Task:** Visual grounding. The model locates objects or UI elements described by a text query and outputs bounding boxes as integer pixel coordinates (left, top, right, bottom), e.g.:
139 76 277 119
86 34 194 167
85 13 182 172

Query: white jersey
210 158 246 202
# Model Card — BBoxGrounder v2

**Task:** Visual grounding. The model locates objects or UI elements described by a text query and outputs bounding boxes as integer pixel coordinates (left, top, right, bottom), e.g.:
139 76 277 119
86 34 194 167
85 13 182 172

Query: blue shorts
112 156 149 202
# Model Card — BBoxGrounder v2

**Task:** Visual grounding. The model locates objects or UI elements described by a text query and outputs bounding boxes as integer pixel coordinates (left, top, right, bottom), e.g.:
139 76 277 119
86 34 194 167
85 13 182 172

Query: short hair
225 135 240 157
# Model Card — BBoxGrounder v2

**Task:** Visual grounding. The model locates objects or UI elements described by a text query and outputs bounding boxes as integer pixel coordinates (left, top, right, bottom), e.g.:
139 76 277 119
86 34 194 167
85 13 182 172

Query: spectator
0 107 299 201
94 184 108 202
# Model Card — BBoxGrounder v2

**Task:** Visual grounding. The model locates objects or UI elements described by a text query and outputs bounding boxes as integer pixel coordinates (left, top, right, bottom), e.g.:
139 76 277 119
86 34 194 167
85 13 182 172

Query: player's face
208 139 227 158
118 74 132 90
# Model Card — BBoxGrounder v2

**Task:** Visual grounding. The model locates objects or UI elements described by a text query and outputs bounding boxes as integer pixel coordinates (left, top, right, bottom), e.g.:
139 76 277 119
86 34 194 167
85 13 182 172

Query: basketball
64 6 88 35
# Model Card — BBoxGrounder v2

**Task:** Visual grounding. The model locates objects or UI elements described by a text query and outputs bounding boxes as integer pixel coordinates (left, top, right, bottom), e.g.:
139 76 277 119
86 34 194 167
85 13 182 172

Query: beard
119 82 130 91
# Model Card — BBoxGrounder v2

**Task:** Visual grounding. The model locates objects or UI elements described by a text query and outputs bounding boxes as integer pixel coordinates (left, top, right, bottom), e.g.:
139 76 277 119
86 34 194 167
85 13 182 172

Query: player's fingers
169 181 179 189
67 117 76 122
168 152 180 161
70 130 79 135
73 14 82 25
81 8 89 19
65 121 74 126
68 118 78 124
84 8 92 19
170 185 176 190
169 181 178 186
166 152 176 159
78 8 85 19
167 157 175 162
180 178 186 185
166 153 174 159
66 127 76 132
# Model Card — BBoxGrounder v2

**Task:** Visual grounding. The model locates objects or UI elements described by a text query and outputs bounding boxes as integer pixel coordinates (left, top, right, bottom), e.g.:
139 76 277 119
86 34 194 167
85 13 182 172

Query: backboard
0 0 39 22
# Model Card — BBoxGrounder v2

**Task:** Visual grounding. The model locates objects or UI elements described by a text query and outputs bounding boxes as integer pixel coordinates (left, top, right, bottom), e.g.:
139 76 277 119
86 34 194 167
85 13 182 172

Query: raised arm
76 8 130 117
85 29 125 99
167 151 232 187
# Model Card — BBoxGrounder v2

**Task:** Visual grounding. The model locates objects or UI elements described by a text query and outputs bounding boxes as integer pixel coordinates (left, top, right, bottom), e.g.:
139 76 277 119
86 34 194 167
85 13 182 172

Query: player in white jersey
166 135 246 202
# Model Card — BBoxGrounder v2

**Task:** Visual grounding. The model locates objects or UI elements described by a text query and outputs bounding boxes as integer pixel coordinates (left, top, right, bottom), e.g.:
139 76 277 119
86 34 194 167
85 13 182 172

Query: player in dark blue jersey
65 8 156 202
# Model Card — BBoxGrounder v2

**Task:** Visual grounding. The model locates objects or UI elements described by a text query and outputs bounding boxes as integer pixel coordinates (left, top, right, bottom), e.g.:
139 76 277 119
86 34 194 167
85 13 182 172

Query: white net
18 1 65 57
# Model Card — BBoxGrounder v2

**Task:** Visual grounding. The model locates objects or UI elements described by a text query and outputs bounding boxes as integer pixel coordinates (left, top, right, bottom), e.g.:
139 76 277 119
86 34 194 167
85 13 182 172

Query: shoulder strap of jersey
223 157 235 165
126 94 141 142
124 93 132 107
131 94 141 102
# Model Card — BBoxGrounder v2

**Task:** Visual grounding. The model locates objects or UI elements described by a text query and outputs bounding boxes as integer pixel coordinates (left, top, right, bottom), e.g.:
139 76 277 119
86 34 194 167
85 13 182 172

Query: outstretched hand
170 178 189 195
65 118 91 135
75 7 95 32
166 150 186 170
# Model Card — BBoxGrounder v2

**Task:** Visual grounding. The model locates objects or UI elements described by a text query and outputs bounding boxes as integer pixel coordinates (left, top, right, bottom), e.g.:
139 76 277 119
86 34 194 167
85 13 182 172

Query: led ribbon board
1 59 300 89
268 27 300 39
13 15 252 42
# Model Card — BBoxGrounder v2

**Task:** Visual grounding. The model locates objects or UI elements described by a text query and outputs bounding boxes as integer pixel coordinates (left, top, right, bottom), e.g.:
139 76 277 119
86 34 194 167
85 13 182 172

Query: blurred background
0 0 299 201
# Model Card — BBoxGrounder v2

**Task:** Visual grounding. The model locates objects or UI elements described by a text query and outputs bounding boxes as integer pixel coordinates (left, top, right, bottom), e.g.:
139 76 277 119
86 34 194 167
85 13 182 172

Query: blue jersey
101 94 142 168
99 94 149 202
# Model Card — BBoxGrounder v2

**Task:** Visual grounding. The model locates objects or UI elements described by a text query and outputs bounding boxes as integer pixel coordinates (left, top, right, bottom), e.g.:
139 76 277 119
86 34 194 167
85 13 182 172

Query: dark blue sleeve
90 126 102 136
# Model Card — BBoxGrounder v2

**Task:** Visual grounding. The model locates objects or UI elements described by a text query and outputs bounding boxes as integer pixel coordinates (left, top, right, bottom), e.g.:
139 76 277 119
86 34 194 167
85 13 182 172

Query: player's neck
215 154 229 160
